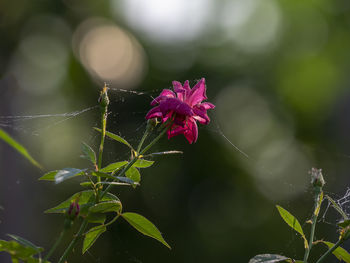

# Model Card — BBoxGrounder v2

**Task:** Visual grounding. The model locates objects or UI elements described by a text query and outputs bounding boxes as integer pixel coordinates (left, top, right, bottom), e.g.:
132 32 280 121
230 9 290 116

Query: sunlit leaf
91 171 116 180
248 254 290 263
125 166 141 184
276 205 308 248
116 176 135 185
100 161 128 173
89 200 122 214
39 168 85 183
82 225 106 254
145 150 183 157
45 190 119 216
0 240 38 260
7 234 43 253
80 181 93 187
0 128 42 169
94 128 133 150
322 241 350 263
122 212 170 249
81 142 96 165
86 213 106 224
133 159 154 168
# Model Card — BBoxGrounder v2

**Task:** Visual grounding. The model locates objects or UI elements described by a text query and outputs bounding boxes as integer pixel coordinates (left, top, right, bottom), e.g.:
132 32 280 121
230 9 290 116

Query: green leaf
80 181 93 187
146 150 183 156
81 142 96 165
86 213 106 224
116 177 135 185
94 128 134 150
248 254 290 263
82 225 106 254
322 241 350 263
45 190 119 216
0 240 38 260
39 168 85 183
133 159 154 168
91 171 116 180
125 166 141 184
0 128 42 169
276 205 308 248
338 219 350 228
326 195 349 220
100 161 128 173
7 234 43 253
89 200 122 214
122 212 170 249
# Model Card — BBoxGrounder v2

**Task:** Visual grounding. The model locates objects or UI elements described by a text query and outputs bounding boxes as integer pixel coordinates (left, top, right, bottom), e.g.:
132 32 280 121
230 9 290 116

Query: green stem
100 125 169 200
140 126 168 155
84 214 120 235
43 229 66 262
137 129 149 154
98 107 107 171
58 219 89 263
303 188 322 263
315 238 344 263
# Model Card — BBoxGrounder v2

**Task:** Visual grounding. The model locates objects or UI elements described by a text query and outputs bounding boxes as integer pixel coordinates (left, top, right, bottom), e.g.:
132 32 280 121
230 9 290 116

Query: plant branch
315 238 344 263
303 186 323 263
43 229 66 262
58 219 89 263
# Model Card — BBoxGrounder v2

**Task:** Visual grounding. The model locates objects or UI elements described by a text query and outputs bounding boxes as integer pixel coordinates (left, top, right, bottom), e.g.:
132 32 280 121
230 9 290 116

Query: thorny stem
43 229 66 262
315 238 344 263
57 219 89 263
303 186 323 263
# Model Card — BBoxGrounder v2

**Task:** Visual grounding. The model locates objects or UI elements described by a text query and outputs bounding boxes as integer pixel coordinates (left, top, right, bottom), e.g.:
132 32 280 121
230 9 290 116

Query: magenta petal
193 108 210 124
159 98 193 116
145 106 162 119
151 89 176 105
184 118 198 144
172 81 184 93
168 125 186 139
183 80 191 93
201 102 215 110
188 78 207 106
172 81 186 101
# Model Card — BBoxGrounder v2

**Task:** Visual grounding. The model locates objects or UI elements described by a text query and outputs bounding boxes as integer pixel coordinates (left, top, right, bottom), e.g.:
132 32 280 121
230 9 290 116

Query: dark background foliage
1 0 350 262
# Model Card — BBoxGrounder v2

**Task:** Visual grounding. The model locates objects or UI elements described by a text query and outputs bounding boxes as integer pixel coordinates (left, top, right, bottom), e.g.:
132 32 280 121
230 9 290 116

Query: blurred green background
1 0 350 262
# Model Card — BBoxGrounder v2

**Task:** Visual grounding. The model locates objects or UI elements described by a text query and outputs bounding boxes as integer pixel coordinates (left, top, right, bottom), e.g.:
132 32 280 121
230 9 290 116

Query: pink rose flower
145 78 215 144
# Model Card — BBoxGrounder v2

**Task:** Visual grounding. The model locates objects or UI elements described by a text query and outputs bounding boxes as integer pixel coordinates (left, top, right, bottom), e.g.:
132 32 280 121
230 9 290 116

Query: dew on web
0 106 99 135
321 188 350 226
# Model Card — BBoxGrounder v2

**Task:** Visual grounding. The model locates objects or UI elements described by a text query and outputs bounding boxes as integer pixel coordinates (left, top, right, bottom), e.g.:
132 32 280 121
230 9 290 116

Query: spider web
1 85 350 263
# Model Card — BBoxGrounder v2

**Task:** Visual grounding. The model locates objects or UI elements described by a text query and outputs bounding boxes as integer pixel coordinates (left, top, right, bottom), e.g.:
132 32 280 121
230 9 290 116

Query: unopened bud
310 168 325 188
146 118 159 132
67 201 80 219
98 83 110 108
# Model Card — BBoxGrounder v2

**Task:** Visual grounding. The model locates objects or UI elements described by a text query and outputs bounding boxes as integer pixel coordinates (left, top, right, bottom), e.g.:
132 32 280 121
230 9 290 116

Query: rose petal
159 98 193 116
145 106 163 119
167 125 186 139
201 102 215 110
172 81 186 101
184 118 198 144
151 89 176 105
188 78 207 106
